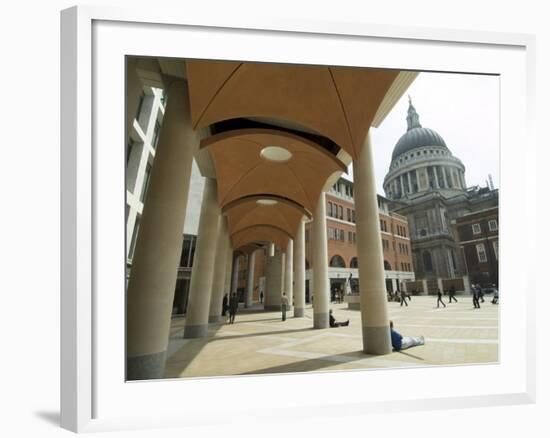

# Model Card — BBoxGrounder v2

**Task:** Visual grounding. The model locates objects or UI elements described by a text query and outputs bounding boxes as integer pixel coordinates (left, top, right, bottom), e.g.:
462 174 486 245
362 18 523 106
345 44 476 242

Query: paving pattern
164 296 499 379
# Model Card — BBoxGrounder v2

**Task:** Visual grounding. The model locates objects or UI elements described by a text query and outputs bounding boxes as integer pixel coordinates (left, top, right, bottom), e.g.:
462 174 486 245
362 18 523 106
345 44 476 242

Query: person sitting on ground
329 309 349 328
389 320 425 351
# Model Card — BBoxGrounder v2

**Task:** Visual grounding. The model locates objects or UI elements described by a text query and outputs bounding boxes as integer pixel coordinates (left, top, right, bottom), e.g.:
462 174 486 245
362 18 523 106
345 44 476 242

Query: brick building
453 207 499 287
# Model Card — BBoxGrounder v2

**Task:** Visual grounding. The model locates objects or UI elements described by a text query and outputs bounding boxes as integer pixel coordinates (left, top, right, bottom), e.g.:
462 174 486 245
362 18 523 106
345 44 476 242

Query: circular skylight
260 146 292 162
256 199 278 206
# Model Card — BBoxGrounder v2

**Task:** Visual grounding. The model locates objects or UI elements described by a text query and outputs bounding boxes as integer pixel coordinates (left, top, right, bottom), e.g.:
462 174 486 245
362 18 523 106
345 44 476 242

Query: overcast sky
347 72 500 194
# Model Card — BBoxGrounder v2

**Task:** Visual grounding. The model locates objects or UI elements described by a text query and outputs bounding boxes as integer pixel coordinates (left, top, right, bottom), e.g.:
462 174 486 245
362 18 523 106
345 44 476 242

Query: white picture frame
60 5 536 433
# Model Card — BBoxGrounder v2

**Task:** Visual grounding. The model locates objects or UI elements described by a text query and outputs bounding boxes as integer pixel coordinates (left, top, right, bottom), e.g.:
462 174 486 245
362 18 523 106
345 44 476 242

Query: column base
184 324 208 338
208 315 224 324
294 307 305 317
362 325 392 354
264 305 282 311
313 312 329 329
126 350 166 380
264 305 293 312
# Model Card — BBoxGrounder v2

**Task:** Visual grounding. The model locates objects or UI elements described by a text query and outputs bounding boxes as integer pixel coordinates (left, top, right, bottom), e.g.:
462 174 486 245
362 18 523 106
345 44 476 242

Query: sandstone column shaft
208 217 229 323
293 219 306 317
284 238 294 310
184 178 221 338
312 192 329 329
231 255 240 294
353 132 392 354
126 80 198 380
245 251 256 308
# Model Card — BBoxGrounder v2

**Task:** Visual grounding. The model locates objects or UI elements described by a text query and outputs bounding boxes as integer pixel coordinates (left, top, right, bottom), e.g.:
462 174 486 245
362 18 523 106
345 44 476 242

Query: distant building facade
304 177 415 302
383 98 499 292
454 207 499 287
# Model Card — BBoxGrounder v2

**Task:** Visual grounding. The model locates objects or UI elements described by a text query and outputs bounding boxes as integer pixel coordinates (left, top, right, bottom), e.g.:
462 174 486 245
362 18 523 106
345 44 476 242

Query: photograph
124 58 499 381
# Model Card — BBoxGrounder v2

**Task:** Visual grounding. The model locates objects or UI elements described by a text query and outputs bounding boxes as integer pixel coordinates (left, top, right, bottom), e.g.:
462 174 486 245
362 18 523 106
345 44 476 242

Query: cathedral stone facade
384 98 498 292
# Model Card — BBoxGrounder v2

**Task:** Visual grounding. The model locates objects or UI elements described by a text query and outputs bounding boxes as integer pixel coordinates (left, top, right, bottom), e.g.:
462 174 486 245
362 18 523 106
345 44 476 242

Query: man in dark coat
228 293 239 324
436 289 446 308
222 293 229 316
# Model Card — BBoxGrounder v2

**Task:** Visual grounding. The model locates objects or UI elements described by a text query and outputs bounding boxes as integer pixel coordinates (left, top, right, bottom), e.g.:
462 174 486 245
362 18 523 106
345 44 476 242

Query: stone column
312 192 330 329
433 167 440 188
422 279 429 295
441 166 449 188
463 275 471 294
352 132 392 354
399 174 405 196
208 217 229 323
268 243 275 257
407 172 413 194
437 277 444 293
184 178 221 338
284 238 294 310
391 278 397 293
126 80 200 380
264 251 285 311
125 57 143 139
294 219 306 317
224 244 233 297
245 251 256 308
231 255 240 294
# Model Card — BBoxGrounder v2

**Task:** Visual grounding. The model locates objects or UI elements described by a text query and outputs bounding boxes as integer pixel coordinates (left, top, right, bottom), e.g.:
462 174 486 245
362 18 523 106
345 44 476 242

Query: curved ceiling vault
223 195 309 242
186 60 400 159
201 128 346 213
231 225 289 251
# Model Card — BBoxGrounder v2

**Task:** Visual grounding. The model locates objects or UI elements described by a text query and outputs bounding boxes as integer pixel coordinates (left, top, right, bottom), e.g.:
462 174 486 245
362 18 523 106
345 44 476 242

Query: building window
384 260 392 270
140 162 153 202
127 139 135 165
347 208 351 222
152 120 161 149
352 210 356 223
476 243 488 263
128 215 141 260
423 251 433 271
338 205 343 220
348 231 353 242
350 257 358 268
488 219 498 231
329 255 346 268
472 223 481 234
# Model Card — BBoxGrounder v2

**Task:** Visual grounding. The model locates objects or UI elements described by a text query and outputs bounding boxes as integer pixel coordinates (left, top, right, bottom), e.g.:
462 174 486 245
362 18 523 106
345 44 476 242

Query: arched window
423 251 433 271
384 260 392 270
329 255 346 268
350 257 358 268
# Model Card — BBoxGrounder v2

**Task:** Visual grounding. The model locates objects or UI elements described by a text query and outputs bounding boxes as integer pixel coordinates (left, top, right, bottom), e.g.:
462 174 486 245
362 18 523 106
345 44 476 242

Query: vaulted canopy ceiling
187 61 400 160
185 60 412 250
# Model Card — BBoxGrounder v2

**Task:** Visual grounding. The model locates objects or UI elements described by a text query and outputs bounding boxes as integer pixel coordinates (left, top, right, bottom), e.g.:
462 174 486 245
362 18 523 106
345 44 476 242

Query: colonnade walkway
164 296 498 378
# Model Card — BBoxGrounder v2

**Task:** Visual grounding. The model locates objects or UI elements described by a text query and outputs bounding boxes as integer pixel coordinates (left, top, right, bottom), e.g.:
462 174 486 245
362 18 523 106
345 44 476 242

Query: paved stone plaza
164 296 499 379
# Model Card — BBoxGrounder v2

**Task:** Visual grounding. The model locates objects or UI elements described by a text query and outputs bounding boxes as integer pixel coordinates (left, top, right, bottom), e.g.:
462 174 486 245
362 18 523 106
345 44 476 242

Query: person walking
448 285 458 303
400 289 408 307
259 290 264 304
228 292 238 324
222 293 229 317
478 284 485 303
281 292 289 321
472 285 481 309
436 289 446 308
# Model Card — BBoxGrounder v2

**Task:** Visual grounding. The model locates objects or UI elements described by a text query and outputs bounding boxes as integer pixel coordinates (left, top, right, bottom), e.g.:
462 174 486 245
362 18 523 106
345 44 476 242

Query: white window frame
472 223 481 234
488 219 498 231
476 243 488 263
